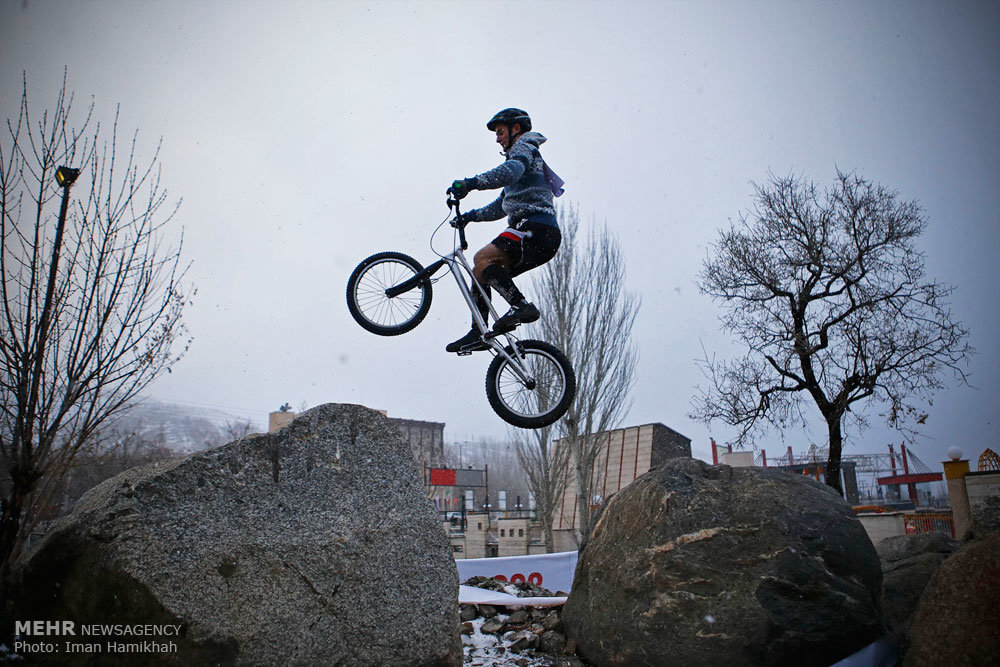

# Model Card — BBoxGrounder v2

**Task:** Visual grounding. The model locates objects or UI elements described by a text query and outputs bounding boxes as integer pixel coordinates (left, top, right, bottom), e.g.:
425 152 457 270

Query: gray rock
481 617 506 635
541 609 562 632
876 532 959 635
877 531 959 565
507 628 540 652
903 532 1000 666
540 629 567 655
10 404 461 666
507 609 530 626
562 457 883 667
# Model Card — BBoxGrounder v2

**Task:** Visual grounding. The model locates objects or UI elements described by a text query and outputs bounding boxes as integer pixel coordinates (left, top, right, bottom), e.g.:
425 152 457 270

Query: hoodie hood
517 131 546 148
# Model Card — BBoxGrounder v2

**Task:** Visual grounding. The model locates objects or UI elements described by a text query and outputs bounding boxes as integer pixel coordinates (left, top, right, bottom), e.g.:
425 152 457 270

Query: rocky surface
902 531 1000 666
9 403 461 666
460 578 586 666
876 531 960 640
463 576 557 598
562 457 883 667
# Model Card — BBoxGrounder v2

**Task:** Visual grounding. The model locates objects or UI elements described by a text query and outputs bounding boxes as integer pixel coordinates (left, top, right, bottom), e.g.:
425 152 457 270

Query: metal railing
903 513 955 538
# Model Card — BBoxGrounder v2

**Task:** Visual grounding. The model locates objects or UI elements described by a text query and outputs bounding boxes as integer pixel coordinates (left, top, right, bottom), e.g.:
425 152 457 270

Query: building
268 409 296 433
390 416 445 471
549 423 692 552
444 422 692 557
445 513 548 559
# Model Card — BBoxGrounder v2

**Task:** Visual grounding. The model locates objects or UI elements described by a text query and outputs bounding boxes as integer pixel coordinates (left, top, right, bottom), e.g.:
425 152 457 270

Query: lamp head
55 166 80 188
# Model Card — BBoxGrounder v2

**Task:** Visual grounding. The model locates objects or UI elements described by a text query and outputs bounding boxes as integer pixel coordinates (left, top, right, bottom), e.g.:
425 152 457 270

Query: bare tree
29 424 176 530
223 418 258 442
528 204 640 544
0 73 189 589
692 170 972 494
512 423 570 552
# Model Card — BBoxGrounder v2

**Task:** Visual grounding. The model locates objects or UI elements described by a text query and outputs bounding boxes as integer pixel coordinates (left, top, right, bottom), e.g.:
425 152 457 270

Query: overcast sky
3 0 998 470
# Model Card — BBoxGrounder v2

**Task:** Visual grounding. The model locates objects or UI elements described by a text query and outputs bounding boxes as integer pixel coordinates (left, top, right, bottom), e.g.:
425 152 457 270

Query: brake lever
445 196 467 249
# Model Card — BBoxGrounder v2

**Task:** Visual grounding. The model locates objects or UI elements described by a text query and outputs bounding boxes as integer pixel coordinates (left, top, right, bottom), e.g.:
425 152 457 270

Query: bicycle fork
445 256 537 389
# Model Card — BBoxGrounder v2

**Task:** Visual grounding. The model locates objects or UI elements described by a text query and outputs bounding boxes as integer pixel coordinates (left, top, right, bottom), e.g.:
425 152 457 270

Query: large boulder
562 458 883 666
902 532 1000 666
876 531 959 638
9 403 461 666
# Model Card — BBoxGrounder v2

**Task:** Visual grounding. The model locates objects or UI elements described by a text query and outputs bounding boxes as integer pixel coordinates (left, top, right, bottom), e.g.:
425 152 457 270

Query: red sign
429 468 457 486
492 572 544 586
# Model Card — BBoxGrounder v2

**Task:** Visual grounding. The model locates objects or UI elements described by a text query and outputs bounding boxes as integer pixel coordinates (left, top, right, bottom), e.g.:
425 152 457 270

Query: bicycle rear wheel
485 340 576 429
347 251 432 336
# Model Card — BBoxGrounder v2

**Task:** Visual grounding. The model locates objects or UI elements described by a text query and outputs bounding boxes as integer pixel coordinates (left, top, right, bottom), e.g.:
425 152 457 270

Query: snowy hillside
110 397 261 453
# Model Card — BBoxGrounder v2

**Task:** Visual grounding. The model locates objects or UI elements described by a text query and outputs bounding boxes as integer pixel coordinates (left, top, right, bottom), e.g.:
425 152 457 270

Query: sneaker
493 302 540 332
445 327 489 353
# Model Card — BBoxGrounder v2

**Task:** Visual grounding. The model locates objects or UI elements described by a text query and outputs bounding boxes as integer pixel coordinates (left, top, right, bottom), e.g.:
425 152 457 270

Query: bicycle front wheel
485 340 576 429
346 251 432 336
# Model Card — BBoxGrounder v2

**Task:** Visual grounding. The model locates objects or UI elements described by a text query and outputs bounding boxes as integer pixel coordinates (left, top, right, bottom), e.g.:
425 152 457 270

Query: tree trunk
825 415 845 496
0 483 29 607
575 464 590 546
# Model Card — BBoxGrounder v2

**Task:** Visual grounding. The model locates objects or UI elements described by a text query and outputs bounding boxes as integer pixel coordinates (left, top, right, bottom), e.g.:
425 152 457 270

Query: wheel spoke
352 258 426 328
495 348 567 420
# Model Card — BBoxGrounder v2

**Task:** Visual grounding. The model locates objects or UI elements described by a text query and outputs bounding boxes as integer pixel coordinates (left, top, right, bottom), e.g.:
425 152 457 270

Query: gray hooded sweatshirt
466 131 558 228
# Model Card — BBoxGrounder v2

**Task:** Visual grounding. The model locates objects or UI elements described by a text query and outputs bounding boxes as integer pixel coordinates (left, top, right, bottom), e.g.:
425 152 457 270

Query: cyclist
445 107 564 353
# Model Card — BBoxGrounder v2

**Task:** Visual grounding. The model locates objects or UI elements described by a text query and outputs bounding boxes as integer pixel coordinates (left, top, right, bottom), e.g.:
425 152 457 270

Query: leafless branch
0 72 190 585
527 205 640 542
691 170 972 493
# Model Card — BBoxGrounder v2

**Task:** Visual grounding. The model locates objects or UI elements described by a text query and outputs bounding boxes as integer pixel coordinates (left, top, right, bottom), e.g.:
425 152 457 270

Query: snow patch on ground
462 614 554 667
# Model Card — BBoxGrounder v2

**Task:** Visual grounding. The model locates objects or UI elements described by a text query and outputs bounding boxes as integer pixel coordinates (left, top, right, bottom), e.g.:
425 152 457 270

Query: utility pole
25 166 80 440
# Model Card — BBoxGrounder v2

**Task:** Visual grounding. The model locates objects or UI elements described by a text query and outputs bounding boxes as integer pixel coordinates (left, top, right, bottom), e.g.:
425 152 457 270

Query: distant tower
979 448 1000 472
269 403 296 432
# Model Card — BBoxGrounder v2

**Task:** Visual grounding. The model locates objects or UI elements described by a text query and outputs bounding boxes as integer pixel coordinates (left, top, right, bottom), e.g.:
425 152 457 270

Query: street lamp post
31 166 80 403
49 167 80 278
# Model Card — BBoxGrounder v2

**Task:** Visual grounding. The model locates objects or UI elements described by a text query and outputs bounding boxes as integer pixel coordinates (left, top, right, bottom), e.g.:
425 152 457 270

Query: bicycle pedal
456 349 473 357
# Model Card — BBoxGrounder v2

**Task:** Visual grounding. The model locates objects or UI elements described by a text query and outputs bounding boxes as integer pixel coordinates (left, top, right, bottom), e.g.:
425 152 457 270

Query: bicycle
346 198 576 429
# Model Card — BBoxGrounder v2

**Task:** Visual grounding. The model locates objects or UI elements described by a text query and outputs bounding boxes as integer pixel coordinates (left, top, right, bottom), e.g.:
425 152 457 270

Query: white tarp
456 551 578 596
455 550 895 664
458 585 568 607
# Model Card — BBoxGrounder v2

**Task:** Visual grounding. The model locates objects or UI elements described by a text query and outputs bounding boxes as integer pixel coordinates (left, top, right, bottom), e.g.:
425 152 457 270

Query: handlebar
446 197 469 251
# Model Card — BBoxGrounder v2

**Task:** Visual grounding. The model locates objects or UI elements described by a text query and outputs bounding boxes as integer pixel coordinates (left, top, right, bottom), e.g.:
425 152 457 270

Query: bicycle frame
384 200 537 387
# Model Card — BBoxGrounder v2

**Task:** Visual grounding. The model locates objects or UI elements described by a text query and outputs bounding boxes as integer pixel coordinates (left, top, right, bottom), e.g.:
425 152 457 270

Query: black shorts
490 220 562 277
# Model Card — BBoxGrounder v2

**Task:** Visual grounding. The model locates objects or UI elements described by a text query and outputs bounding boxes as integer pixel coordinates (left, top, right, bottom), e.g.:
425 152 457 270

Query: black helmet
487 108 532 132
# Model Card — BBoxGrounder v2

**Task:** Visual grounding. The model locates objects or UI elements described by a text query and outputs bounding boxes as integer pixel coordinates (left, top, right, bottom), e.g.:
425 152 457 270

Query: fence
903 513 955 538
852 505 890 514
